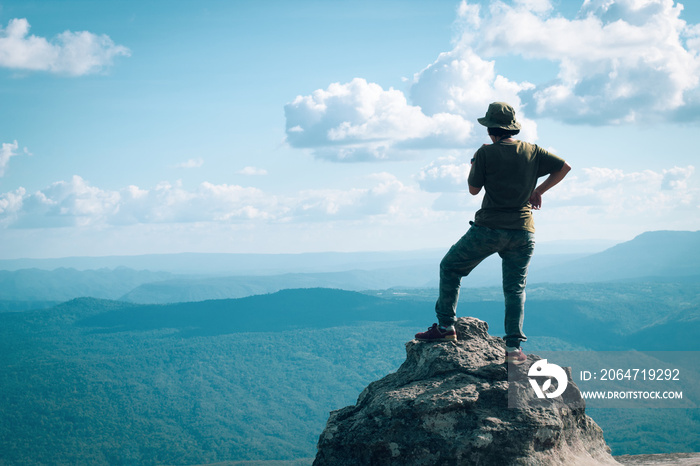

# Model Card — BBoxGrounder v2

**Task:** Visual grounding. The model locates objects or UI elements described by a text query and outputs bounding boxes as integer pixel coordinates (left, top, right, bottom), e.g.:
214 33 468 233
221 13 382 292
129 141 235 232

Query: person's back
415 102 571 365
470 140 565 232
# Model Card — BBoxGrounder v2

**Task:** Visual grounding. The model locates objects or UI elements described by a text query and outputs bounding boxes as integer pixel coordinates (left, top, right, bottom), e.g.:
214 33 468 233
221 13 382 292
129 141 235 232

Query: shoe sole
416 336 457 342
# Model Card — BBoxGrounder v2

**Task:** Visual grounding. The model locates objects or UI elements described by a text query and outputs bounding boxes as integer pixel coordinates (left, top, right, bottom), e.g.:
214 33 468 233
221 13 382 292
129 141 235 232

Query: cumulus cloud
456 0 700 124
285 78 473 162
107 180 278 225
0 174 417 228
1 166 697 251
2 175 121 228
413 158 699 220
409 47 538 141
0 140 30 176
548 165 698 214
290 172 412 220
284 0 700 160
0 186 25 224
416 153 473 193
0 18 130 75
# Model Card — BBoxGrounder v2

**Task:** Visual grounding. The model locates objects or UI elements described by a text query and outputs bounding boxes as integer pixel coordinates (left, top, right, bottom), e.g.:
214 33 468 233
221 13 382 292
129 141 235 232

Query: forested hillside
1 283 699 465
0 295 412 465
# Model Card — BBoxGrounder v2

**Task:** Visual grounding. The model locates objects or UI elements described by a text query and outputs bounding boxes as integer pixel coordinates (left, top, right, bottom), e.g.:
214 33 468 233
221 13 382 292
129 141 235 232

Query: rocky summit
313 317 619 466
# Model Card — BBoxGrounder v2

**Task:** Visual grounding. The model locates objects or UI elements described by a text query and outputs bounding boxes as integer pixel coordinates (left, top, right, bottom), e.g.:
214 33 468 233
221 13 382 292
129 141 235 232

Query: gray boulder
313 317 619 465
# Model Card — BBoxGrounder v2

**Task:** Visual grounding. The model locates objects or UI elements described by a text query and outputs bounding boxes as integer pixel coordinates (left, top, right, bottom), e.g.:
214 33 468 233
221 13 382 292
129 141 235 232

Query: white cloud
0 186 25 226
284 78 473 162
0 18 130 76
175 158 204 169
290 172 413 220
0 173 422 228
237 166 268 176
1 166 698 254
545 165 698 214
0 140 24 176
514 0 553 15
455 0 700 123
415 153 473 193
409 46 538 141
113 180 278 224
284 1 700 163
524 164 700 240
7 175 121 228
414 157 699 219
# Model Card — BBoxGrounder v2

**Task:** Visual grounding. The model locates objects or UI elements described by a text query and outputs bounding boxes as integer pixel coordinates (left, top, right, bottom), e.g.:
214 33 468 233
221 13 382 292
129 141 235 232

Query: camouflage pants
435 222 535 347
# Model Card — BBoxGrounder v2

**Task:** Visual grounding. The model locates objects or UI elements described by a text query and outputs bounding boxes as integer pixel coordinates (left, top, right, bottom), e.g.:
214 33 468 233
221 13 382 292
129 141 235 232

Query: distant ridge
119 268 437 304
0 268 173 302
0 250 442 274
2 231 698 305
76 288 428 335
532 230 700 284
0 238 615 274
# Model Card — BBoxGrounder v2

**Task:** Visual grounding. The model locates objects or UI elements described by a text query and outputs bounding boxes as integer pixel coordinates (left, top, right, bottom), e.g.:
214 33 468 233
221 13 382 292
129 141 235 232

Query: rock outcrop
313 317 619 465
615 452 700 465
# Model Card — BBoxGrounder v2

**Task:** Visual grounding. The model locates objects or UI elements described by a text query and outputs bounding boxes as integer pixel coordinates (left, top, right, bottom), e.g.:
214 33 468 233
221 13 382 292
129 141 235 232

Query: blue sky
0 0 699 258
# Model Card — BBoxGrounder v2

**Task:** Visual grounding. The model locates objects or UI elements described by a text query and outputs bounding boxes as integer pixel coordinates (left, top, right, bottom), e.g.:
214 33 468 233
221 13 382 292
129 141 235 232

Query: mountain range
0 230 697 305
532 230 700 283
1 230 699 465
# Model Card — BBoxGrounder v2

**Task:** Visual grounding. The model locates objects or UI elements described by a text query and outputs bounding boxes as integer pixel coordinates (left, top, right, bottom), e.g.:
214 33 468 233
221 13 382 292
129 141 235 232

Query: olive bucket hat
477 102 521 130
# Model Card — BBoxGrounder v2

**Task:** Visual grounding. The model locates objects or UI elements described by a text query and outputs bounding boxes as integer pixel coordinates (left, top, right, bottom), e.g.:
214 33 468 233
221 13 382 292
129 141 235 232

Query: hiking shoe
505 347 527 365
415 323 457 342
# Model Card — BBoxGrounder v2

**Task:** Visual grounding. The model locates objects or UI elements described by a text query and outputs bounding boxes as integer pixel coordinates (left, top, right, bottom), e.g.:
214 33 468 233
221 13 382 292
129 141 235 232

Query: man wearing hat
415 102 571 365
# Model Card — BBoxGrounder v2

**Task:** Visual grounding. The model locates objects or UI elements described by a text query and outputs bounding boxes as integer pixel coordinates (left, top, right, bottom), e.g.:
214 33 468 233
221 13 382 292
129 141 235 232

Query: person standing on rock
415 102 571 364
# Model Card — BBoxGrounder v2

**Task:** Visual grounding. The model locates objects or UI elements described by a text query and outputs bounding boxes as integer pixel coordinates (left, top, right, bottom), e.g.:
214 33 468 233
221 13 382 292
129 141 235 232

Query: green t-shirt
467 140 565 232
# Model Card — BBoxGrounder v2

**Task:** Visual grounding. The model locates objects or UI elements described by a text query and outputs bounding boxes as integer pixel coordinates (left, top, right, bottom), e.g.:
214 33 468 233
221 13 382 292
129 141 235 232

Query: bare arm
529 162 572 210
469 185 481 195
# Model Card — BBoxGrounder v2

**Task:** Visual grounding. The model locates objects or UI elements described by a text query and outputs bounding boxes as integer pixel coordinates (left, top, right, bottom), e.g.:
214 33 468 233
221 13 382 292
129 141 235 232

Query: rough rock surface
313 317 619 465
615 452 700 465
